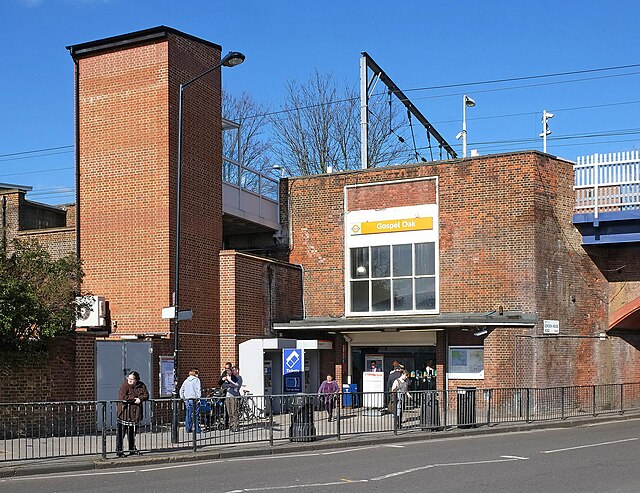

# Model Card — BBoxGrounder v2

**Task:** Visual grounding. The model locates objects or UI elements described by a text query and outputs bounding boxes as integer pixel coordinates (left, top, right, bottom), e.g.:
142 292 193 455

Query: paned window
349 242 437 313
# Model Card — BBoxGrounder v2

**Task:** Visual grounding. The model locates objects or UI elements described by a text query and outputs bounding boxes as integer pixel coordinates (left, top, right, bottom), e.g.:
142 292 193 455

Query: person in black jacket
218 362 236 429
387 361 403 391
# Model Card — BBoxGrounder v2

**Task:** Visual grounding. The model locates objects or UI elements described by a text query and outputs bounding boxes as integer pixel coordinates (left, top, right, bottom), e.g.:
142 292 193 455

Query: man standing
218 362 234 428
222 366 242 432
387 361 403 391
180 368 202 433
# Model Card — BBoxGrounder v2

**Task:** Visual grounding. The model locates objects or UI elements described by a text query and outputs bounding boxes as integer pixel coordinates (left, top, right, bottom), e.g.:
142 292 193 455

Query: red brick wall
284 152 623 388
219 250 303 369
16 228 75 259
75 31 222 387
0 338 75 403
347 180 437 211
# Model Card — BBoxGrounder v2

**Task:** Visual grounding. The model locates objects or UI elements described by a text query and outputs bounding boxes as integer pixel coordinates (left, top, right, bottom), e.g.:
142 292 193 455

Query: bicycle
199 387 226 431
238 389 267 422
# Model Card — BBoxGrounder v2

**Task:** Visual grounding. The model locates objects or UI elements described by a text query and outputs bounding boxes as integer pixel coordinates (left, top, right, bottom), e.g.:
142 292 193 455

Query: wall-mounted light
474 329 488 337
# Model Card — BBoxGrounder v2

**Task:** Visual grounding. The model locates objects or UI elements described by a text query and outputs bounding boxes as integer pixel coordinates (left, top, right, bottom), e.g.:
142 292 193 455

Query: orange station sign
351 217 433 235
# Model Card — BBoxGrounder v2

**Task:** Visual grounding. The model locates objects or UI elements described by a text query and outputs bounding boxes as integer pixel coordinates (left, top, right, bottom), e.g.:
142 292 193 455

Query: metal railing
2 383 640 462
574 151 640 218
223 157 279 202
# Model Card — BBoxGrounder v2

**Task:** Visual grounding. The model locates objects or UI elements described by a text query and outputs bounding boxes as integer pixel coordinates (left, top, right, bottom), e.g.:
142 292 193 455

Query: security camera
456 131 463 140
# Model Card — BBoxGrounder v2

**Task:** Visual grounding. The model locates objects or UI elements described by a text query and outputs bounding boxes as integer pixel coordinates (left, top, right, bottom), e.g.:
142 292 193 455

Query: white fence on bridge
574 150 640 218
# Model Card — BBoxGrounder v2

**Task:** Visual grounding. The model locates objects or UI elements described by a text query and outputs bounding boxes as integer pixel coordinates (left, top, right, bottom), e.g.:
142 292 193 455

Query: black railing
2 383 640 462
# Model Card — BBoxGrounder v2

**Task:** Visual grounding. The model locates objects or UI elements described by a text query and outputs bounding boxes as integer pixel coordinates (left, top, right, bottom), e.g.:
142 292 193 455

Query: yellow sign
353 217 433 235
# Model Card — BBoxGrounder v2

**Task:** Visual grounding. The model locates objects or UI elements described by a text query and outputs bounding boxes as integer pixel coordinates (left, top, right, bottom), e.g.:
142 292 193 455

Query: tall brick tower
68 27 223 392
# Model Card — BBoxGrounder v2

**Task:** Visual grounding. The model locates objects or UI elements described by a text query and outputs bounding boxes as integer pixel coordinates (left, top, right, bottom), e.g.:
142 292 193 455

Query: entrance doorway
351 345 436 394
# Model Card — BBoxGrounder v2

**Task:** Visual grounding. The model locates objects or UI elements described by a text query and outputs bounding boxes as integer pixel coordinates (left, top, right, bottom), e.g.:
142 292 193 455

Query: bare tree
222 89 272 173
222 74 409 180
270 72 406 176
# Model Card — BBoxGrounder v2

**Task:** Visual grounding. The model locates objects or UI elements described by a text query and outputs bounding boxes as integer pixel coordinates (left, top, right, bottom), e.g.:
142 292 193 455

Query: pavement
1 411 638 479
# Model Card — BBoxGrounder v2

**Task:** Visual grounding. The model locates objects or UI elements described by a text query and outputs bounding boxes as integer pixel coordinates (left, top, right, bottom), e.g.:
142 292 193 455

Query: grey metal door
96 341 152 430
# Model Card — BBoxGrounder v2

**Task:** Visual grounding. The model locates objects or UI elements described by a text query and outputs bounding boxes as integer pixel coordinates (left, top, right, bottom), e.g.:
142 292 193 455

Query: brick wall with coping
74 29 222 391
283 152 631 388
219 250 303 371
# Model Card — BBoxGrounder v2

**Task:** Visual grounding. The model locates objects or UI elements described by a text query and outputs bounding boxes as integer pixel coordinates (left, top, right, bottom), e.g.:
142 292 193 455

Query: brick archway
610 298 640 330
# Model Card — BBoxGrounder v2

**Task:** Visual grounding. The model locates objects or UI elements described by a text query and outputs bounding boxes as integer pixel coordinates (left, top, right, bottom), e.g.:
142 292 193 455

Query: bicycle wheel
243 397 258 421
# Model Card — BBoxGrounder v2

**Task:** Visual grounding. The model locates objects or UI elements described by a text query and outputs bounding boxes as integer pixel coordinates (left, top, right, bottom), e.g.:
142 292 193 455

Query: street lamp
272 164 285 178
456 95 476 158
540 109 554 153
172 50 245 443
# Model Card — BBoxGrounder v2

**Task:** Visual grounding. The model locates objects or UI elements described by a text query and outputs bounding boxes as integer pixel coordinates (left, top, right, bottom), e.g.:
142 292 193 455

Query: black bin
420 391 441 430
457 386 476 428
289 394 316 442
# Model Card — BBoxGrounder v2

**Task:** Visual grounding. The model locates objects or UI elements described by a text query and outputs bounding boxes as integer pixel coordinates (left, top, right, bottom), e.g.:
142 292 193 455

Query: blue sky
1 0 639 204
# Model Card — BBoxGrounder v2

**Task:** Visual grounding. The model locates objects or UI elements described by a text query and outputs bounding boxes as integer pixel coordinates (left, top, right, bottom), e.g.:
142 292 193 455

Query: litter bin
342 384 358 408
457 386 477 428
420 391 441 430
289 394 316 442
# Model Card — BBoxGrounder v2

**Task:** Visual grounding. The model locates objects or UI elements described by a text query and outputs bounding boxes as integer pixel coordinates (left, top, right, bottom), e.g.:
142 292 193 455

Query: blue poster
283 349 303 393
283 349 302 374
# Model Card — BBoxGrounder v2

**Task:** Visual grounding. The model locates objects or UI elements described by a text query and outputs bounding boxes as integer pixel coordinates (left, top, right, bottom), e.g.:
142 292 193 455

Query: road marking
540 437 638 454
1 469 136 482
584 417 640 427
371 457 529 481
322 447 365 455
501 455 529 460
225 453 320 462
383 444 405 448
140 461 217 471
224 479 369 492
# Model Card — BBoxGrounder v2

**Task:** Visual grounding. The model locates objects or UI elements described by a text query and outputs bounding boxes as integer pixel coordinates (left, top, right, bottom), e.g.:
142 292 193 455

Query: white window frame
345 204 439 316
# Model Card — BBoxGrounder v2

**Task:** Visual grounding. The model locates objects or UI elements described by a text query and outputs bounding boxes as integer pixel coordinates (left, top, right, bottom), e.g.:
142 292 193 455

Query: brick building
63 26 303 402
1 183 75 258
3 26 640 404
274 151 640 392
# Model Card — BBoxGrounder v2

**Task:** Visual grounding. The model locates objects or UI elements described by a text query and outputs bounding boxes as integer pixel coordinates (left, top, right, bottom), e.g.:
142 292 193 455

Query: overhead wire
3 63 640 180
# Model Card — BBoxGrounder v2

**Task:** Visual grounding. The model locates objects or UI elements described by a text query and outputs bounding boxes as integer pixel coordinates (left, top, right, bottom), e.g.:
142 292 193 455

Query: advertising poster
362 371 385 408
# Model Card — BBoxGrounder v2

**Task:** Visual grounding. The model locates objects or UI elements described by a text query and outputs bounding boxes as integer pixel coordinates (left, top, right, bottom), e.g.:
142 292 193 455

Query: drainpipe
267 264 276 336
73 58 80 260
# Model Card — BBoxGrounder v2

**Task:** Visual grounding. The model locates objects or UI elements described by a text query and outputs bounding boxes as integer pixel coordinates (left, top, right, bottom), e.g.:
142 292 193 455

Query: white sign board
362 371 385 408
543 319 560 334
162 306 176 319
448 346 484 379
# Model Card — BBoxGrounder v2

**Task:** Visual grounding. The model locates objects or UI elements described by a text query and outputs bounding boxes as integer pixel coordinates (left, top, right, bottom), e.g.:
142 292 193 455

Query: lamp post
540 109 554 153
171 50 245 443
457 95 476 158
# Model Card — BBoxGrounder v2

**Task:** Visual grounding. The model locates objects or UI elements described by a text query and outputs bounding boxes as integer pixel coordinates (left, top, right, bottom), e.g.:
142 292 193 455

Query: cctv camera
456 131 463 140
